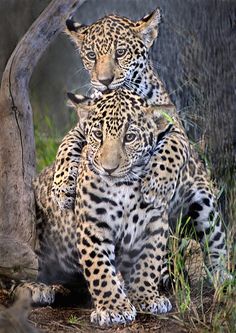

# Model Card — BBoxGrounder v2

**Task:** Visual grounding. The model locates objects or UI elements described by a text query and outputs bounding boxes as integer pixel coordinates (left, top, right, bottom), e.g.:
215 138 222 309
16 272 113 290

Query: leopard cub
71 89 173 325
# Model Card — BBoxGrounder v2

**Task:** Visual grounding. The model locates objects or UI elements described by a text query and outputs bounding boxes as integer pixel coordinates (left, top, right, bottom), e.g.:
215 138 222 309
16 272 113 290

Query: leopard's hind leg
185 187 231 285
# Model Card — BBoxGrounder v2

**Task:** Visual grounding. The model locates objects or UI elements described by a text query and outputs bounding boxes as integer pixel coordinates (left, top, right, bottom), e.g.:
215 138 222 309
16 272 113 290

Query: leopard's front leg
77 221 136 327
141 123 189 208
125 206 172 314
52 126 86 209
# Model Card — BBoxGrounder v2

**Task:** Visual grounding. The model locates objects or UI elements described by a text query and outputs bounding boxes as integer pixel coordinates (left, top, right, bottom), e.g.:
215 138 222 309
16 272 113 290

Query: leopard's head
66 9 161 92
68 89 172 183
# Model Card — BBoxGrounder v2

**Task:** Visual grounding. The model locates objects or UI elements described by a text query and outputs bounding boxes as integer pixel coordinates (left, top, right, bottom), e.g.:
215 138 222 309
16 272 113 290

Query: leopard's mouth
89 154 148 185
97 166 143 186
109 79 125 90
90 163 135 185
92 77 125 92
100 173 138 186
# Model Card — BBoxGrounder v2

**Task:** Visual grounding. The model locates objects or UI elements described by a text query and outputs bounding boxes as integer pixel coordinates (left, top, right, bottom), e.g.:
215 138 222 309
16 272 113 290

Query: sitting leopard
20 90 175 326
51 9 229 284
13 87 229 326
73 89 175 325
30 89 227 326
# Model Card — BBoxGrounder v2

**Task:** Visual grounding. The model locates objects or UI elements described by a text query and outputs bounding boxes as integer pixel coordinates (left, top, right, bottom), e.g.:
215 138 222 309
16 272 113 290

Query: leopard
31 89 229 326
11 88 229 326
73 89 176 325
18 90 177 326
51 8 230 286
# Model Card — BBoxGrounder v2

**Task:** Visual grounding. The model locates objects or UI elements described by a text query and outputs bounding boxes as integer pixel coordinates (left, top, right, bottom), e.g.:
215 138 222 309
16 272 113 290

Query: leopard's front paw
90 89 103 100
141 174 175 208
136 296 172 314
13 283 69 306
91 302 136 326
51 185 75 210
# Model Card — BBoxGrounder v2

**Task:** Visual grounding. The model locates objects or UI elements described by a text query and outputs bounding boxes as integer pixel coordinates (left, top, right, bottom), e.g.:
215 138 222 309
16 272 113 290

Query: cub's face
68 89 167 183
66 9 161 92
84 91 155 182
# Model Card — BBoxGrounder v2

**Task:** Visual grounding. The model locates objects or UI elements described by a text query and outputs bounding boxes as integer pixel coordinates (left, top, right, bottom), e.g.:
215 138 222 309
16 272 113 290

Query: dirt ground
29 307 188 333
0 241 234 333
0 288 210 333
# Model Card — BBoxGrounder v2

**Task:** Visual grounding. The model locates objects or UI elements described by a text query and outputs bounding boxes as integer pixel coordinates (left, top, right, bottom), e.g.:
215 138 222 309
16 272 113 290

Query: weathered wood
0 237 38 280
0 0 87 279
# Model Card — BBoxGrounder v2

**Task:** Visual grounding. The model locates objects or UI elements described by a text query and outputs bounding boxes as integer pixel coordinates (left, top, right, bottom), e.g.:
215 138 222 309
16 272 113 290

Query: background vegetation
0 0 235 331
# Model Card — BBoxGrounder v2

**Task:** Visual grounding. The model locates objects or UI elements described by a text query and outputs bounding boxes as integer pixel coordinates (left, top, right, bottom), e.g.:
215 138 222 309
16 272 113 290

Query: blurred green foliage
33 95 77 172
34 115 61 172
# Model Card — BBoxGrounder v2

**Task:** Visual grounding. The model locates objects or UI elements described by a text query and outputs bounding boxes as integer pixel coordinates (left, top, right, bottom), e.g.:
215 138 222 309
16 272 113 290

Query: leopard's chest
76 171 149 250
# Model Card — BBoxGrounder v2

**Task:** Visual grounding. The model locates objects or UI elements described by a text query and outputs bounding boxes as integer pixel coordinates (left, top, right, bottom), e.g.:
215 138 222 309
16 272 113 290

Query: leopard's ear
65 19 88 47
67 92 93 127
152 104 176 119
147 104 175 131
133 8 161 48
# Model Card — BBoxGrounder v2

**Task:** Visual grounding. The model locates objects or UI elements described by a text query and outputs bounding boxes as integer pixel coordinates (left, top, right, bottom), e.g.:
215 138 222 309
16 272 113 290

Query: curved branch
0 0 87 279
1 0 87 92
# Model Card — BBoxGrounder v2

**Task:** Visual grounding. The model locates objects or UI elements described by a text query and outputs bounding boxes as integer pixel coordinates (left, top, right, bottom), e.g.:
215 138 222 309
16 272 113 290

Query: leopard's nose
99 76 114 87
103 165 118 175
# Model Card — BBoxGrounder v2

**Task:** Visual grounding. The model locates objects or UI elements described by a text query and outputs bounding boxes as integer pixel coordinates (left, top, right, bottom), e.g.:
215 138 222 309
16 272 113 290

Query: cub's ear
65 18 88 47
67 92 93 127
147 104 176 132
152 104 176 121
133 8 161 48
65 19 82 32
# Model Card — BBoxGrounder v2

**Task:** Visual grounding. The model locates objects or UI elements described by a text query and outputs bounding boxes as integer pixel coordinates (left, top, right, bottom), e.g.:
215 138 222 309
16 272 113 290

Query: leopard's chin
99 170 140 186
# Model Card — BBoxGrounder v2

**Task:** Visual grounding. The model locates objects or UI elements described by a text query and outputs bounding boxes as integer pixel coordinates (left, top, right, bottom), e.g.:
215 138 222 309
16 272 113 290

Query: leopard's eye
87 51 96 60
124 132 136 143
115 48 126 58
93 129 103 140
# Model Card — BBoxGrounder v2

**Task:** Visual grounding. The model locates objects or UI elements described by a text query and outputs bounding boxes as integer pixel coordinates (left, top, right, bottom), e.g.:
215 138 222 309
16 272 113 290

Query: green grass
35 129 60 172
67 314 80 324
34 115 62 172
166 216 236 333
33 95 77 172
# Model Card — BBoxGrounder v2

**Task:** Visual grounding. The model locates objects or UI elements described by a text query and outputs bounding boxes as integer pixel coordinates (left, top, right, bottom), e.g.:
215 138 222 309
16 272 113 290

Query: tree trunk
0 0 87 280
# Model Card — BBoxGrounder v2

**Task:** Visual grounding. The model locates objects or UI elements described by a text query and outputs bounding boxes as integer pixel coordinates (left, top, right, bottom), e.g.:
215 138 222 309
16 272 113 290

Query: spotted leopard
73 90 175 325
23 90 177 326
13 87 229 327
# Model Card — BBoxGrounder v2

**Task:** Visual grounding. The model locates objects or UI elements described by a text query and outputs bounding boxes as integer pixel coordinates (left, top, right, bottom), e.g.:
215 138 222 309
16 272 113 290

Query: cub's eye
93 129 103 140
115 48 126 58
124 132 136 143
87 51 96 60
